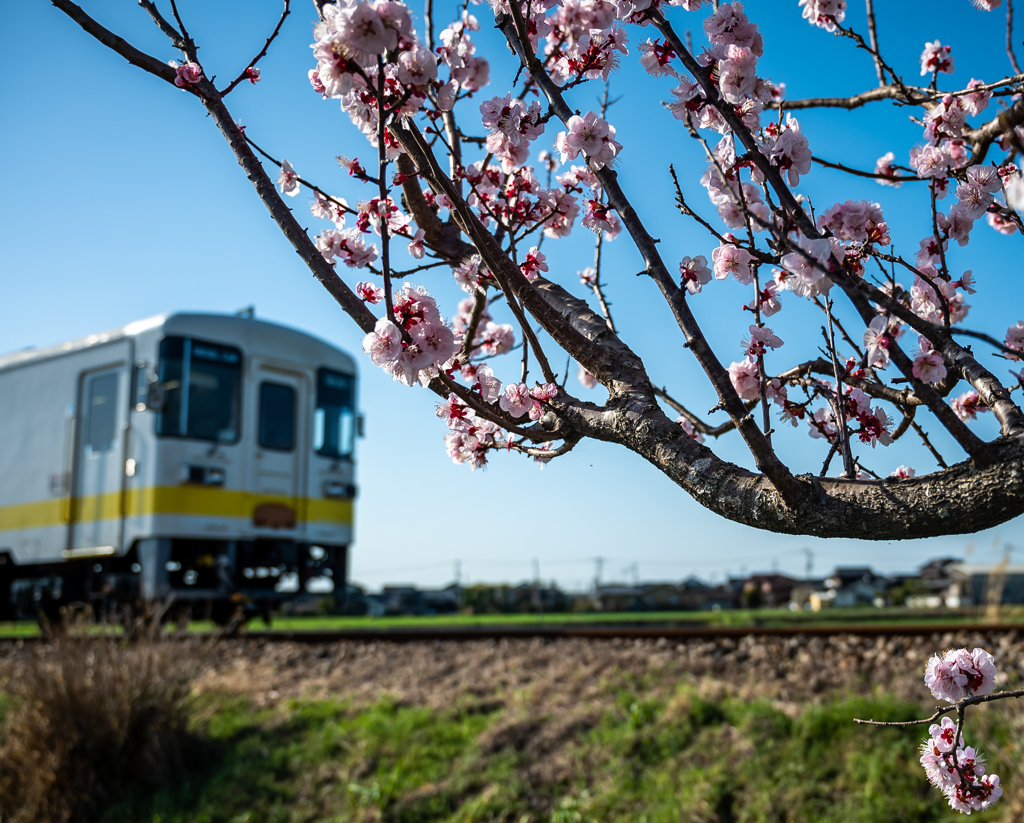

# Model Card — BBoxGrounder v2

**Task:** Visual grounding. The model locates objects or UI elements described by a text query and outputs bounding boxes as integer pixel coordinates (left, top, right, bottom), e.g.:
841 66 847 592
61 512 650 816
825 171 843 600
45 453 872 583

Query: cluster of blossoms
797 0 846 32
802 385 895 447
480 94 546 171
309 2 492 156
667 3 777 136
298 0 1021 484
435 380 559 468
436 391 505 469
918 648 1002 814
362 283 457 385
452 295 516 356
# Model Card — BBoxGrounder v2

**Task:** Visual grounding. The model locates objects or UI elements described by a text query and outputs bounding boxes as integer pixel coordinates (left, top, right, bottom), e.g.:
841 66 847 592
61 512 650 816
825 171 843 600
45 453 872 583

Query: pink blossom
951 390 989 421
874 152 903 188
744 281 782 317
520 246 548 281
277 160 300 197
556 112 622 171
477 322 515 357
473 364 502 403
712 242 753 284
310 191 347 226
397 47 437 87
863 316 892 368
909 145 952 179
728 357 760 400
965 648 997 696
961 78 992 116
638 38 679 78
1004 320 1024 359
436 393 472 429
767 114 812 186
362 318 402 366
355 281 384 304
173 61 202 87
890 465 916 479
925 650 970 702
582 198 620 236
679 255 712 294
703 3 763 54
972 0 1002 9
921 41 954 76
742 325 783 357
676 416 705 444
913 352 947 384
818 200 888 245
798 0 846 32
407 228 426 259
578 365 598 389
1005 174 1024 212
499 382 533 417
245 67 261 84
858 406 894 447
531 383 559 401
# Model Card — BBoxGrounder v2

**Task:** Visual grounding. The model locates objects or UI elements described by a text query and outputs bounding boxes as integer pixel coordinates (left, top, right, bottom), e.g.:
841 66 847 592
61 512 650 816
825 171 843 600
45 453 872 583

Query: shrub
0 633 201 823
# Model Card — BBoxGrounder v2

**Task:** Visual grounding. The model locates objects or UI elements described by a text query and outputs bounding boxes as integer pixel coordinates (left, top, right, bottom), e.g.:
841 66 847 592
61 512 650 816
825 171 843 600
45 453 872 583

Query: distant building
741 573 797 608
946 564 1024 607
809 567 890 610
594 581 736 612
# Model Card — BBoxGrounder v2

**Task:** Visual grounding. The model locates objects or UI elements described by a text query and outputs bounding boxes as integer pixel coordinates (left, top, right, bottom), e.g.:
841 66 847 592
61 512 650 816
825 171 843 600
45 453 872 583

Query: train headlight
183 464 226 486
323 481 357 498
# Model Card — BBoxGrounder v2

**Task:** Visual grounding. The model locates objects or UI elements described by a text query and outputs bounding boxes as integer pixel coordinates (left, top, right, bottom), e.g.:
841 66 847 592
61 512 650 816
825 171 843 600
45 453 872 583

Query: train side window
259 382 296 451
156 336 242 443
84 372 119 453
314 368 355 459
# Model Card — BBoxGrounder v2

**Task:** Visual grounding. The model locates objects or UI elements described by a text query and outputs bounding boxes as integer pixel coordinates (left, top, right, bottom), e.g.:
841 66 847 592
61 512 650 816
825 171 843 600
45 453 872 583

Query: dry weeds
0 635 204 823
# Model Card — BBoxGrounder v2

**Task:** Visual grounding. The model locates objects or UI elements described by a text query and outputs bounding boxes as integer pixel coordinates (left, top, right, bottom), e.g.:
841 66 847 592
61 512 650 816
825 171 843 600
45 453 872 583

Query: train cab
0 312 359 622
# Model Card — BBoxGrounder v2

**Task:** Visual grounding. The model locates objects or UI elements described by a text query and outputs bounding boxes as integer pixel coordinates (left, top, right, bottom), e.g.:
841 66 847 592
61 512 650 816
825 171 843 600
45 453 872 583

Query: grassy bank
102 687 1018 823
3 604 1021 639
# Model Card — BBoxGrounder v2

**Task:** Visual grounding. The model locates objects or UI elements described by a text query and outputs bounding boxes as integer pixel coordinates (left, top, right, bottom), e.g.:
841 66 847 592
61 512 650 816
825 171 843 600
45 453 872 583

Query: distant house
741 573 798 608
809 567 890 610
594 581 737 612
946 564 1024 606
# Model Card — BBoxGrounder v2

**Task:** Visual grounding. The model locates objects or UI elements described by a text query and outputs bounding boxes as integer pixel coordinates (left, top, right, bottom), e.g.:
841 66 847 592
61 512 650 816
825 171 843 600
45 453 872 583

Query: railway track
237 621 1024 642
3 620 1020 643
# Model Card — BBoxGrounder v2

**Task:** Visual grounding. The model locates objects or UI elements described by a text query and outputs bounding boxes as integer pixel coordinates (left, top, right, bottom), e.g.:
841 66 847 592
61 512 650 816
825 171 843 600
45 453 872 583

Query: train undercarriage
0 538 347 627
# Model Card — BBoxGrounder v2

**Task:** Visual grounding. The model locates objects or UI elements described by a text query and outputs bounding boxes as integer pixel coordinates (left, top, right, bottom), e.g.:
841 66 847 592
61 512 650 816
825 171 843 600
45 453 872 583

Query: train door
251 362 308 527
69 365 128 555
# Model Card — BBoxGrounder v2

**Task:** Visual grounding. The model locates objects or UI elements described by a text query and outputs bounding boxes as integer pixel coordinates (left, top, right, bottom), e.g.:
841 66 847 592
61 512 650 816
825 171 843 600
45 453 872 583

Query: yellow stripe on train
0 487 353 531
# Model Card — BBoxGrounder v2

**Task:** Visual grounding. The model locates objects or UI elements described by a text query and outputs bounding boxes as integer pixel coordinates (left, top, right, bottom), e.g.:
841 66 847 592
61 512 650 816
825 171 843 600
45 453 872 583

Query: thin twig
221 0 291 96
864 0 885 86
1009 0 1022 75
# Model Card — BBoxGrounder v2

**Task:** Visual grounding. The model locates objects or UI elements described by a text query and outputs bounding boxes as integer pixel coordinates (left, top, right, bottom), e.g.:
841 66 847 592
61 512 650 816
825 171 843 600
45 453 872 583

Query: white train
0 312 359 623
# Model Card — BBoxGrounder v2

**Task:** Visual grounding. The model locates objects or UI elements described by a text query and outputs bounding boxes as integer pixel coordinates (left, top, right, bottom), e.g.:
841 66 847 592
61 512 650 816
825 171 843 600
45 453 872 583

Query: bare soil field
4 630 1024 822
190 629 1024 710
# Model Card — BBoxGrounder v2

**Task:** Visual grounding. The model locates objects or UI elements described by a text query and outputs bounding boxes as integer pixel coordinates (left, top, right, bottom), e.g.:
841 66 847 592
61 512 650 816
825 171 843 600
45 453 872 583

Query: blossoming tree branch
856 644 1024 813
51 0 1024 539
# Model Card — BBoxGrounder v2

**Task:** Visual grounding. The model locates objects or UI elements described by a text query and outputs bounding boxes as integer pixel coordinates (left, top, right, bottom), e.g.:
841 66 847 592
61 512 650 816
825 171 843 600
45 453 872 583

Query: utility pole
593 556 604 595
454 560 462 610
803 549 813 581
532 558 542 617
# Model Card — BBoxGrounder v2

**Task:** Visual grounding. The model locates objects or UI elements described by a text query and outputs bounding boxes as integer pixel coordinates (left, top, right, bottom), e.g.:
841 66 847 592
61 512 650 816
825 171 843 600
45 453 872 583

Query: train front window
156 337 241 443
259 382 296 451
314 368 355 458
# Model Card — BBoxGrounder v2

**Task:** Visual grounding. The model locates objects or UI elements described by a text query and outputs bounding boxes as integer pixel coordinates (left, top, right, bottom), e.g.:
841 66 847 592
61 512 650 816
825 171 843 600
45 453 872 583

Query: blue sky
2 0 1021 591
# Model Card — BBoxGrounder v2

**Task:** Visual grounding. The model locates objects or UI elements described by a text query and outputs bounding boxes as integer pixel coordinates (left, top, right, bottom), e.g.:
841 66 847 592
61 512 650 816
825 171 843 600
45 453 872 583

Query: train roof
0 312 357 374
